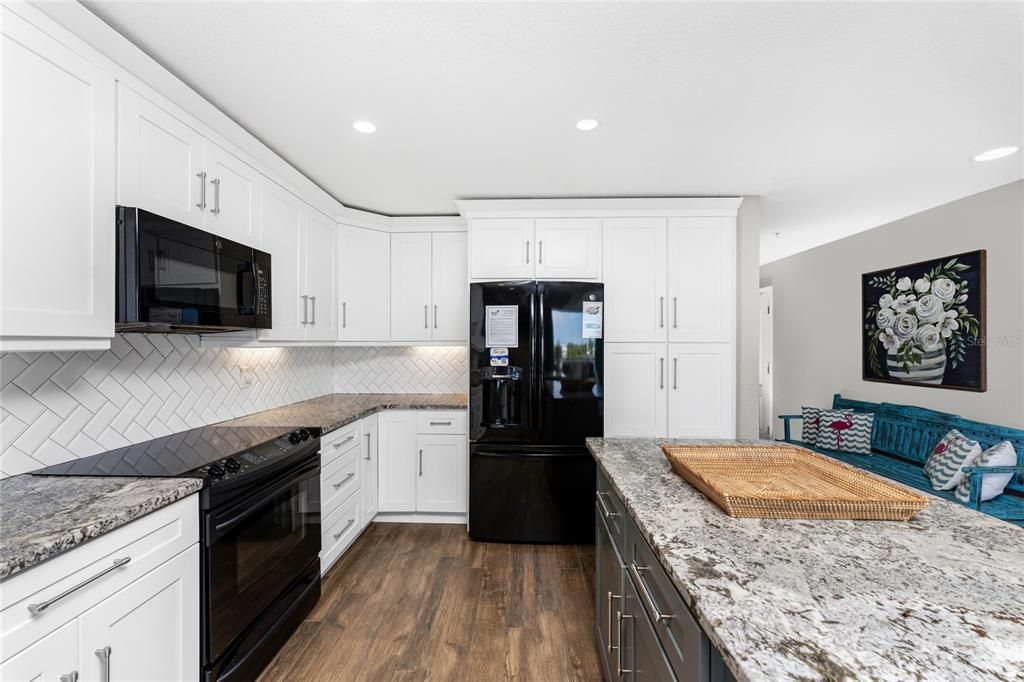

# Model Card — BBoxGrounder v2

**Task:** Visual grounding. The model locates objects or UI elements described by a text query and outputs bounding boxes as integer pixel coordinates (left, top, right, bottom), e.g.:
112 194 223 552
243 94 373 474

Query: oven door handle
208 457 319 539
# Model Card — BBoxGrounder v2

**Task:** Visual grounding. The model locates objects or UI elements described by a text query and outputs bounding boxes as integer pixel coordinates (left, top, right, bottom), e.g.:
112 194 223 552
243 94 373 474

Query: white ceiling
82 1 1023 263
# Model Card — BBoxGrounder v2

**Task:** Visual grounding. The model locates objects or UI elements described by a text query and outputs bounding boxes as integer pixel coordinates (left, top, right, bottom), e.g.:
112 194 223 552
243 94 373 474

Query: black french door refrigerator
469 281 604 543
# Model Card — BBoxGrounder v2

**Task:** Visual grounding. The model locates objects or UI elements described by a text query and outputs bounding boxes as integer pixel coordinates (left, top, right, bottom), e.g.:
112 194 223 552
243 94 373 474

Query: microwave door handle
250 260 259 313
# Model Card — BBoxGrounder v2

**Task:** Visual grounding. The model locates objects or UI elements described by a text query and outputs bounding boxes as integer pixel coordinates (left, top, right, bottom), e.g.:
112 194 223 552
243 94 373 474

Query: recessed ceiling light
972 146 1018 161
576 119 599 132
353 120 376 134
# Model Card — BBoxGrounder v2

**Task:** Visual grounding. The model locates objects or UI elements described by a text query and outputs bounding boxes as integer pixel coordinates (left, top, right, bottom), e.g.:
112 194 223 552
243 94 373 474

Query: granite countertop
0 475 202 581
220 392 468 433
587 438 1024 682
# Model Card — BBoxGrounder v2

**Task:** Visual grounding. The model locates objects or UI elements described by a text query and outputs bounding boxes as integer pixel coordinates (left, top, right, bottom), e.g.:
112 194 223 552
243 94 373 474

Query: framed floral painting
862 250 986 391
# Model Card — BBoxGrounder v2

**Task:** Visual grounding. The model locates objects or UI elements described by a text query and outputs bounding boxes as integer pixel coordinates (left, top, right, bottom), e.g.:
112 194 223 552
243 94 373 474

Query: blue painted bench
779 394 1024 527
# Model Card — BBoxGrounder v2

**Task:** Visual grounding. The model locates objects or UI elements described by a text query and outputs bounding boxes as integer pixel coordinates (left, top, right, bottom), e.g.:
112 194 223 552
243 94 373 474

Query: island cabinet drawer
625 515 710 682
416 411 467 435
322 421 361 463
596 470 628 548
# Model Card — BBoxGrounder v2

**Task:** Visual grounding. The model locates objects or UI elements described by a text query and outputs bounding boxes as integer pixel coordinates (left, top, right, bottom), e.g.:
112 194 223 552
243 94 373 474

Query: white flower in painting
878 294 894 309
879 328 902 353
956 294 968 303
894 295 914 313
896 277 913 292
940 316 960 339
931 277 957 303
876 308 897 330
915 325 943 352
946 309 959 319
915 294 945 324
894 313 918 339
915 277 931 294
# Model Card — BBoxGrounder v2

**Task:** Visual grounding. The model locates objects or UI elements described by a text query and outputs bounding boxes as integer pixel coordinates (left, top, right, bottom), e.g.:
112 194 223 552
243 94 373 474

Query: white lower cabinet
377 411 468 516
604 343 668 437
361 414 379 523
0 619 79 682
415 435 468 513
377 411 418 512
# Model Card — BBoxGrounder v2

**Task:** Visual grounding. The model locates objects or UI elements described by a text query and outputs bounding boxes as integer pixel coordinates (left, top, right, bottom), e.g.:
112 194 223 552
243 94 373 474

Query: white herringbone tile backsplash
333 346 468 394
0 337 469 479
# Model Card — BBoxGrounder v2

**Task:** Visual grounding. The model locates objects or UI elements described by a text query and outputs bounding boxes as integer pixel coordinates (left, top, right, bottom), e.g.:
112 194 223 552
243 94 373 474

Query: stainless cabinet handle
333 518 355 540
658 296 665 328
332 434 356 449
210 177 221 214
364 433 371 460
433 304 438 329
332 472 355 489
616 611 633 676
424 304 428 329
629 562 673 622
673 296 678 328
525 240 530 264
429 420 452 426
419 449 423 476
596 491 618 519
341 302 347 329
60 672 79 682
310 296 316 326
607 591 621 654
301 295 309 325
196 171 207 209
659 358 665 389
673 357 678 390
95 646 112 682
539 240 543 263
28 558 130 615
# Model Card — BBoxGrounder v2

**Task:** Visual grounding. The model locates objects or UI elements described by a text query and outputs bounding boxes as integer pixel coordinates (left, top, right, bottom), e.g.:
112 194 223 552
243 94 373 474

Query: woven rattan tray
661 444 928 521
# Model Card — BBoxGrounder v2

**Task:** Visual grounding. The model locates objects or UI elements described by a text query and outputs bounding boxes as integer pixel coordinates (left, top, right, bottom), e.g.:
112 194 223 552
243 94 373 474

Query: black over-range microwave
116 206 272 333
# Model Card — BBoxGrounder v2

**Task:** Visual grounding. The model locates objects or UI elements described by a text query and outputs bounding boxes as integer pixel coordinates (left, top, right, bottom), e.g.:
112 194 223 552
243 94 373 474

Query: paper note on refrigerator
485 305 519 347
582 301 603 339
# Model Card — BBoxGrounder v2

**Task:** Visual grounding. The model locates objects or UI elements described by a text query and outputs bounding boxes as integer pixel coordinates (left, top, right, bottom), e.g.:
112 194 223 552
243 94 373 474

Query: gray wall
761 181 1024 432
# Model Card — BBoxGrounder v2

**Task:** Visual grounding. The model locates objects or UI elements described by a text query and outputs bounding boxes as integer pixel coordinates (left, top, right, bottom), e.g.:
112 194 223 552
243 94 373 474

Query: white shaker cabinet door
668 343 736 438
667 217 736 343
117 84 205 229
303 207 336 341
603 342 667 438
1 7 115 348
78 544 200 682
203 141 261 246
390 233 432 342
377 411 417 512
469 218 534 280
430 232 468 342
259 179 305 340
534 218 601 280
337 225 390 342
361 414 379 523
602 219 667 342
0 619 80 682
415 435 467 513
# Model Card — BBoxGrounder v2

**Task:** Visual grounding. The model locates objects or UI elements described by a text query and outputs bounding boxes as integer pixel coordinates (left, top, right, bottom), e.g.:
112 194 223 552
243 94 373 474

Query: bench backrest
831 394 1024 496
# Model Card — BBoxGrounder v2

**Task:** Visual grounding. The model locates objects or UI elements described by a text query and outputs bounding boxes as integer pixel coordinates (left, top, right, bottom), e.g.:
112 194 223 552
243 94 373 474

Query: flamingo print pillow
924 430 982 491
815 410 874 455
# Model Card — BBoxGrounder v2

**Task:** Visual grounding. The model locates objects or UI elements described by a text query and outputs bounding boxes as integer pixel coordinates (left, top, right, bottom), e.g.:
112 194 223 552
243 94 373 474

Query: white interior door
203 141 260 246
377 411 417 512
668 343 736 438
603 342 667 437
534 218 601 279
1 7 115 343
0 619 79 682
78 545 199 682
303 207 336 341
667 217 736 343
390 233 432 341
759 287 774 439
469 218 534 279
602 218 667 342
337 225 390 342
259 179 305 340
415 435 467 513
430 232 468 341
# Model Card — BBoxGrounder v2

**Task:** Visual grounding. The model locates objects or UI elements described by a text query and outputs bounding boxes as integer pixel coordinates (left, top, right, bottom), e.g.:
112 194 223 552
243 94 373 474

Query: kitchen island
587 438 1024 682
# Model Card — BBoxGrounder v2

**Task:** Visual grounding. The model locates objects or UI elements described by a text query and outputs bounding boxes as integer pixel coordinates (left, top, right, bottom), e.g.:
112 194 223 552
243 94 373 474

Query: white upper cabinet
337 225 390 342
603 218 668 342
1 7 116 351
469 218 534 280
430 232 469 342
303 207 336 341
259 179 305 341
668 217 736 343
603 342 668 437
534 218 601 279
390 233 433 342
668 343 736 438
203 141 261 246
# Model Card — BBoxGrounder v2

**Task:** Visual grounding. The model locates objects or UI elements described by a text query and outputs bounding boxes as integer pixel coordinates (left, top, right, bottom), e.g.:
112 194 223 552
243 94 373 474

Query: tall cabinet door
361 415 379 523
415 435 467 513
79 544 199 682
668 343 736 438
304 208 336 341
534 218 601 280
668 217 736 343
203 141 260 246
338 225 390 342
377 411 417 512
469 218 534 280
259 179 305 340
604 343 667 437
2 7 115 345
390 233 432 341
117 84 205 228
0 619 80 682
430 232 468 342
602 219 667 342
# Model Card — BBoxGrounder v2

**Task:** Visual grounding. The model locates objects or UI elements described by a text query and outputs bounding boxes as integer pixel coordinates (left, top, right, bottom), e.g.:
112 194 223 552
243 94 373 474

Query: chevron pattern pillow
800 406 825 446
954 441 1018 503
925 430 983 491
815 410 873 455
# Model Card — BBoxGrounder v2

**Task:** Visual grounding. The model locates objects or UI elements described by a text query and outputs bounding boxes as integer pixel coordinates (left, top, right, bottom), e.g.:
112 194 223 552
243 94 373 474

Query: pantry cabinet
390 232 468 343
667 217 736 343
604 343 668 438
377 411 468 516
337 225 390 342
603 218 668 342
1 6 115 351
668 343 735 438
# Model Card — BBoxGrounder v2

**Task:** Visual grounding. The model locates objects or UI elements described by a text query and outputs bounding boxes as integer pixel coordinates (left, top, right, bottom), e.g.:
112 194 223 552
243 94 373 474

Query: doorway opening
759 286 774 439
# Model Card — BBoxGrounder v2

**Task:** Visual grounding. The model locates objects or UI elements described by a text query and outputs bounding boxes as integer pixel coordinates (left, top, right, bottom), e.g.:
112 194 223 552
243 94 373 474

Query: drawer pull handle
596 491 618 519
333 518 356 540
333 434 356 449
428 420 453 426
616 610 633 676
364 433 371 460
60 672 79 682
606 591 621 653
332 472 356 489
629 562 673 622
95 646 112 682
28 558 131 615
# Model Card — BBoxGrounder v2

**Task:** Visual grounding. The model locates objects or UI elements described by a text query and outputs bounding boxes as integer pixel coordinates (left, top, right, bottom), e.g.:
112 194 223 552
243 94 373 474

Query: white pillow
954 441 1018 503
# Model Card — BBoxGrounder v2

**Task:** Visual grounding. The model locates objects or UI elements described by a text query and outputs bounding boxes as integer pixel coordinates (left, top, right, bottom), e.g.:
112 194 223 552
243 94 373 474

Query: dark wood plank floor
257 523 602 682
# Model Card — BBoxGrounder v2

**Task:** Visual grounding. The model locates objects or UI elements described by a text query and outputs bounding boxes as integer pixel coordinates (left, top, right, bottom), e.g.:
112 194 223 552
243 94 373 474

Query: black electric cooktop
32 425 308 479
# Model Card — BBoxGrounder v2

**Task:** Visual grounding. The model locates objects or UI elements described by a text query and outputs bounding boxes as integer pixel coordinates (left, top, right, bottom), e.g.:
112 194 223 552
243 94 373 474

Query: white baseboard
372 512 467 525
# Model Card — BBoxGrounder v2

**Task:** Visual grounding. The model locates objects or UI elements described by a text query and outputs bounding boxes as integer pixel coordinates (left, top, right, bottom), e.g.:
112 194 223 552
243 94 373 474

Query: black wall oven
116 206 272 333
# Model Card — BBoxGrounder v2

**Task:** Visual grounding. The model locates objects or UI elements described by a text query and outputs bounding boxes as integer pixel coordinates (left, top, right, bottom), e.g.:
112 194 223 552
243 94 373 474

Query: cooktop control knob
299 429 310 441
223 457 241 473
288 433 301 444
208 463 225 479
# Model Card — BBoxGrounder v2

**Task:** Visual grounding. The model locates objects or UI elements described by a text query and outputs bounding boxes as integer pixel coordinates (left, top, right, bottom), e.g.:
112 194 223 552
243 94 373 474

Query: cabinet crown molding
455 197 743 219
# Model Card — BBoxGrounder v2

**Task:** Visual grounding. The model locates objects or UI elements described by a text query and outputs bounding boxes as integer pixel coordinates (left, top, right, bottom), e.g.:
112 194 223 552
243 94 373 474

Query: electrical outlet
238 365 255 388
